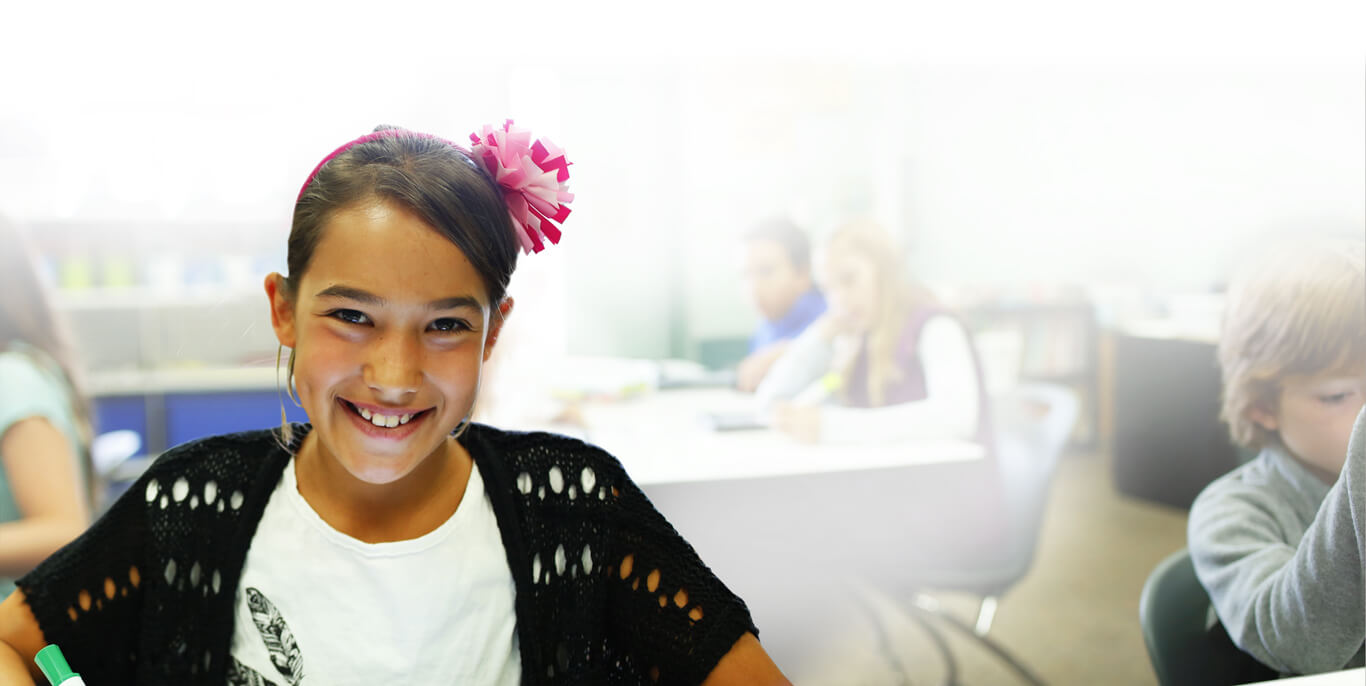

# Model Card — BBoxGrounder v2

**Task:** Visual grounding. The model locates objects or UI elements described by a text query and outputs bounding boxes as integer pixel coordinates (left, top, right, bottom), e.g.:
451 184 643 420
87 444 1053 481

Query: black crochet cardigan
17 423 757 685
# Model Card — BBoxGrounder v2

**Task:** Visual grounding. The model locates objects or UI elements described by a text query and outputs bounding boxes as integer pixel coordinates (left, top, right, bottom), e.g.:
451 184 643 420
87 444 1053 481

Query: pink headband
296 122 573 254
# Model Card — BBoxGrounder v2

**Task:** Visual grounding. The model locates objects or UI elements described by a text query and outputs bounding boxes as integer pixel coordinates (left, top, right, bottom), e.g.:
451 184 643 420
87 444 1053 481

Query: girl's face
266 200 509 486
824 248 881 335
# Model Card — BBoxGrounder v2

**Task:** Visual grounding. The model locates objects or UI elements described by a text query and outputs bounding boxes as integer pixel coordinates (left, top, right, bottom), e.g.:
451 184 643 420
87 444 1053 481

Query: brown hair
1219 237 1366 449
277 127 518 443
826 220 936 406
745 217 813 272
286 126 519 305
0 215 94 453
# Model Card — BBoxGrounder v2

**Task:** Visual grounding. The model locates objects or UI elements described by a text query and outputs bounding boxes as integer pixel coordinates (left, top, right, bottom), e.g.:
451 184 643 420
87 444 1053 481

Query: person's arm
1188 413 1366 674
0 417 91 578
9 441 161 685
753 317 837 408
700 632 790 685
777 316 980 444
0 590 45 684
736 341 790 393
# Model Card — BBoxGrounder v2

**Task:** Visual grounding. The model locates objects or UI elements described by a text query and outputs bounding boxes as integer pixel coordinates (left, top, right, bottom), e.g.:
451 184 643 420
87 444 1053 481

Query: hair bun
469 120 574 254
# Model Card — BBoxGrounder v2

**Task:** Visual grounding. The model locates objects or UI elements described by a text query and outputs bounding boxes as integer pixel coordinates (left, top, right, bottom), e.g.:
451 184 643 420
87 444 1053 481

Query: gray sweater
1188 408 1366 675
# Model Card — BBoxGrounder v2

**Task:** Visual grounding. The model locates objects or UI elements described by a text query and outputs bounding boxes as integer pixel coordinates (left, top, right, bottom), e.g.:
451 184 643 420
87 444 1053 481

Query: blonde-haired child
754 220 988 446
1189 237 1366 675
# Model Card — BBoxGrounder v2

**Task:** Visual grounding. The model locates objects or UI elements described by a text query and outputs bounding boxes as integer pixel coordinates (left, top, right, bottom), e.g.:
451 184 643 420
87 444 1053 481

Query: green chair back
1139 549 1277 686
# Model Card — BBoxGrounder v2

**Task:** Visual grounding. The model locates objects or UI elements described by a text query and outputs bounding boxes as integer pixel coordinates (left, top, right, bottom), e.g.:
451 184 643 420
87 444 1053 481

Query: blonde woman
755 220 988 446
0 216 92 601
1189 237 1366 676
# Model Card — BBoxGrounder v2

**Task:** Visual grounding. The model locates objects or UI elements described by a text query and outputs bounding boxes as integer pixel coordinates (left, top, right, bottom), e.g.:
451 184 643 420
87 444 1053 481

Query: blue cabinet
94 391 310 454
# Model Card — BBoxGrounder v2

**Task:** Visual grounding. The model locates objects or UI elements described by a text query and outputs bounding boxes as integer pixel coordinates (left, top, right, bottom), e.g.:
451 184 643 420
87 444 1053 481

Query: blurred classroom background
1 2 1362 683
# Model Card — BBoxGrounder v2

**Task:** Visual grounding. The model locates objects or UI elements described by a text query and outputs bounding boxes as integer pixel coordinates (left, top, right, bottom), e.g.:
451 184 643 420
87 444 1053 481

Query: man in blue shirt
737 218 826 392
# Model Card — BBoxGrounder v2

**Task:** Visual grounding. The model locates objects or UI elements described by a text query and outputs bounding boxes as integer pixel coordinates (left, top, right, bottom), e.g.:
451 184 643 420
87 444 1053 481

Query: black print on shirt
227 658 277 686
227 587 305 686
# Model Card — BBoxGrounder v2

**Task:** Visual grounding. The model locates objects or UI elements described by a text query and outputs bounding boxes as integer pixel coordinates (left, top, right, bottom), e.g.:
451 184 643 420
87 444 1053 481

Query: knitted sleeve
598 458 759 685
15 429 286 684
490 427 759 686
14 461 152 683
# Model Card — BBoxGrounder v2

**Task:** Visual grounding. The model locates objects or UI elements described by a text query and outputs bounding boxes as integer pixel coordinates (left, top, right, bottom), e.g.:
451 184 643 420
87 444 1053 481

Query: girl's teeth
353 402 418 429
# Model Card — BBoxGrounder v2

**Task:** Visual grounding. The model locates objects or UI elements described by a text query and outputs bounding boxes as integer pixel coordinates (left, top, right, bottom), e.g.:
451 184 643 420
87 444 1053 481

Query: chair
862 383 1078 685
1139 549 1277 686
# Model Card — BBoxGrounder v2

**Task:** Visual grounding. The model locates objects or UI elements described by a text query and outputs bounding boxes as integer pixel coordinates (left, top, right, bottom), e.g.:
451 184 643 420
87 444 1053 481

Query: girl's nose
364 333 422 401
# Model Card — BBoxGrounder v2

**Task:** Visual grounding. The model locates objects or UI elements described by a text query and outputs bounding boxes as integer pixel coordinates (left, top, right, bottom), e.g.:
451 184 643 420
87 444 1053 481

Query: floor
785 450 1190 685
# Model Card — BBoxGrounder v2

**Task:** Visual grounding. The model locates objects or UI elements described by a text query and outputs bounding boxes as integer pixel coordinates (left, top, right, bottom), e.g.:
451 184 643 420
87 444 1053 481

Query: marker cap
35 644 80 686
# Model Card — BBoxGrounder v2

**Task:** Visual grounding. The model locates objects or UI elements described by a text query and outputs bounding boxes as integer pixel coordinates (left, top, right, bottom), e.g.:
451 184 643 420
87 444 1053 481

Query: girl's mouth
338 398 433 438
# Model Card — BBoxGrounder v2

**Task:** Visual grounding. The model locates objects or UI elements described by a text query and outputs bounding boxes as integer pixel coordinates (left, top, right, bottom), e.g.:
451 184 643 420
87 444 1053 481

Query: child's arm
699 632 789 685
11 449 160 684
0 590 45 684
0 417 92 578
753 317 837 407
780 316 981 444
1188 410 1366 674
736 341 790 393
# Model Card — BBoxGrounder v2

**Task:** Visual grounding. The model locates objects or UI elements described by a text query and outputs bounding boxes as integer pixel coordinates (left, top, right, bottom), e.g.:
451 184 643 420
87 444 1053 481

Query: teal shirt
0 343 85 598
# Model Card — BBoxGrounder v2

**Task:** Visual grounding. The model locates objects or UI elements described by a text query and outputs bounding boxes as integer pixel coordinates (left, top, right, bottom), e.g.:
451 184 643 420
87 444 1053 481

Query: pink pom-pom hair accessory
296 122 573 255
469 120 574 254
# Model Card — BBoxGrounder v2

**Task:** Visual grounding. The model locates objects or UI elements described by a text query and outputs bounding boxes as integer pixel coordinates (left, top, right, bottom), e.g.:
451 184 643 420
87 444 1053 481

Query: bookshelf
959 301 1100 451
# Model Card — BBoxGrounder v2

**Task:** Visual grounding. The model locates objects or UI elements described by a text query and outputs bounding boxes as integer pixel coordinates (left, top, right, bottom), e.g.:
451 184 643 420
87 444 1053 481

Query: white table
1243 668 1365 685
577 388 985 486
573 388 997 677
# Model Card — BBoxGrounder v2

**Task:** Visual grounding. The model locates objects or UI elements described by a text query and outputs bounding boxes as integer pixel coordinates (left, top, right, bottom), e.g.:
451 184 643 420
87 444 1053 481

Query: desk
1243 667 1364 685
578 388 985 486
575 389 998 677
91 367 309 454
1109 332 1244 509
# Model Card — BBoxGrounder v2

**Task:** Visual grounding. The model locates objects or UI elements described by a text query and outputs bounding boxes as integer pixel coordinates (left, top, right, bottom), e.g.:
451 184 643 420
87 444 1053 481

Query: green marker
34 645 87 686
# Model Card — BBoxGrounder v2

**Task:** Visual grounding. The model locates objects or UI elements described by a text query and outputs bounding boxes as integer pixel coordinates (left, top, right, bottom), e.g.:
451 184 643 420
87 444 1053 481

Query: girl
0 216 92 605
0 125 787 685
755 220 989 447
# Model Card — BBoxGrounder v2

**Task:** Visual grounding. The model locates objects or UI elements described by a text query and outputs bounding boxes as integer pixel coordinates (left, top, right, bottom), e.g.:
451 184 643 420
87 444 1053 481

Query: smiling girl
0 125 787 685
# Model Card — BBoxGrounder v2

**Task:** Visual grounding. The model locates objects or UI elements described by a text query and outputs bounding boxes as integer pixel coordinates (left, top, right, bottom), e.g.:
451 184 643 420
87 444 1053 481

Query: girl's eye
329 309 370 325
430 318 472 333
1317 391 1355 404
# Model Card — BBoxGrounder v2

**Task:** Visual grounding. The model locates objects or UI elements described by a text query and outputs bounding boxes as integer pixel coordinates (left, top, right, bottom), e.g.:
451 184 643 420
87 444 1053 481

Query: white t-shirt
227 457 521 685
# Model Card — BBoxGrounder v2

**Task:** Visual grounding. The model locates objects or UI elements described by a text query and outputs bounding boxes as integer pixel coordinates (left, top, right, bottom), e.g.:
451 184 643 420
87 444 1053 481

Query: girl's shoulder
898 306 969 348
463 423 634 500
0 342 58 389
139 426 295 493
902 304 955 331
0 344 76 432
